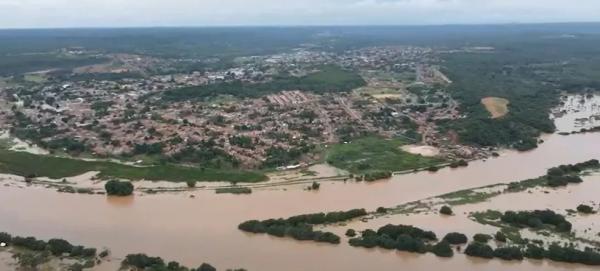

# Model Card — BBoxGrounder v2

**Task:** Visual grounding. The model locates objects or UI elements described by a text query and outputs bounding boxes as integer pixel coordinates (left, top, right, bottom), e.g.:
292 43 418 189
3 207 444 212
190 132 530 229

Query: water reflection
106 195 135 208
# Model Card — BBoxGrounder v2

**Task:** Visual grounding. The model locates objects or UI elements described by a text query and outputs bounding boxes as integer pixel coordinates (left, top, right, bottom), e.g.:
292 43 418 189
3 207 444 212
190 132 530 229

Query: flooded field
0 95 599 270
553 94 600 133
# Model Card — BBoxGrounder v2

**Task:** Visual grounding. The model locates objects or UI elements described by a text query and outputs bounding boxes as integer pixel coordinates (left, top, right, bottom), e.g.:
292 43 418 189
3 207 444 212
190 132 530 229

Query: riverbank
0 147 267 184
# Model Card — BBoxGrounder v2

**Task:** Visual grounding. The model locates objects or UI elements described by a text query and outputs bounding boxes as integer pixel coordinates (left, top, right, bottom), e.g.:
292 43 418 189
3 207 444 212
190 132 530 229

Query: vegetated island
235 159 600 266
0 231 243 271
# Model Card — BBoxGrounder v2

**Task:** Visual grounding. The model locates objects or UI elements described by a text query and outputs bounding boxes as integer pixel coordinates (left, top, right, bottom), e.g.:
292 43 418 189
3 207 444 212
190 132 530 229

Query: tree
345 229 357 237
0 232 11 244
495 231 507 243
197 263 217 271
431 241 454 257
440 206 453 215
473 234 492 243
187 180 197 188
443 232 467 245
493 247 524 261
577 204 595 214
465 242 494 259
122 253 164 269
311 182 320 190
105 180 134 196
48 238 73 255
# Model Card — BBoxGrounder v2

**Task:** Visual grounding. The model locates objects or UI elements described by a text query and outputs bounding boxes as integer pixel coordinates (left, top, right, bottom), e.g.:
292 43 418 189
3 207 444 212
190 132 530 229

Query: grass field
325 137 444 174
481 97 510 119
0 149 267 183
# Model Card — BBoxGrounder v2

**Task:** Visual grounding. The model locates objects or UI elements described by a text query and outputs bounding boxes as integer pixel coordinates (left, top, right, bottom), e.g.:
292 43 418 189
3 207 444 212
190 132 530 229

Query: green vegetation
442 232 467 245
0 53 106 76
473 233 493 243
104 180 134 196
577 204 595 214
464 242 494 259
162 65 366 101
493 247 524 261
545 244 600 266
440 206 453 215
442 36 600 150
0 148 267 183
238 209 367 244
500 210 573 232
122 253 221 271
187 180 197 188
464 240 600 266
0 232 97 270
495 231 507 242
437 159 600 207
215 187 252 195
430 241 454 257
326 137 443 174
348 224 464 257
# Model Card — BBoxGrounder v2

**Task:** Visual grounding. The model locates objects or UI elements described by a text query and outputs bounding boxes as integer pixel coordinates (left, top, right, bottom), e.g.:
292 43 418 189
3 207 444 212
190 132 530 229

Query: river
0 96 599 270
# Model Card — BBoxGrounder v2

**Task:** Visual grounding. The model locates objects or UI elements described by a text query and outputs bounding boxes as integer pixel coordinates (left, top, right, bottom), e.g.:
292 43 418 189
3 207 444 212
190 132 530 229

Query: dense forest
441 33 600 149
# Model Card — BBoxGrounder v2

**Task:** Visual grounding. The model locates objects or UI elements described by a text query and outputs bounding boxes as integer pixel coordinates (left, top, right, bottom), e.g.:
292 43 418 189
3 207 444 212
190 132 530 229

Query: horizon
1 21 600 31
2 0 600 29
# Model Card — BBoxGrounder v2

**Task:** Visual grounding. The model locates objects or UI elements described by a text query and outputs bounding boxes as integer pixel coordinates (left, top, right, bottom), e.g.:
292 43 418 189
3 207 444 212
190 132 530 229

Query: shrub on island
443 232 467 245
465 242 494 259
473 234 493 243
104 180 134 196
440 206 453 215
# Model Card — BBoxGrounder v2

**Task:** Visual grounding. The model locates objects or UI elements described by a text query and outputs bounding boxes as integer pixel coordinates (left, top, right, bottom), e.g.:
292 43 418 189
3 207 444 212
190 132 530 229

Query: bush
82 248 97 257
443 232 467 245
186 180 197 188
0 232 12 244
12 236 47 251
198 263 217 271
376 207 388 213
239 209 368 244
577 204 595 214
500 210 572 232
440 206 453 215
48 239 73 256
524 244 545 259
377 224 437 241
345 229 357 237
493 247 524 261
431 241 454 257
122 253 165 269
311 182 320 190
473 234 492 243
395 234 427 253
465 242 494 259
546 244 600 265
104 180 134 196
494 231 507 242
70 246 84 257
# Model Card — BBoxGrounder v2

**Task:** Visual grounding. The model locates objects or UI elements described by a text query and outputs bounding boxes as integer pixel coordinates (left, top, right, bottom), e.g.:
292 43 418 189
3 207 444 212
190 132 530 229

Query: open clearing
325 137 444 174
401 145 440 157
481 97 510 118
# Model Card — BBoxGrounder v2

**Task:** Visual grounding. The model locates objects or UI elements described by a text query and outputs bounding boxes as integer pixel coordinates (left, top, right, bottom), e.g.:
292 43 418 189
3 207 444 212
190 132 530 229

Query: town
0 45 489 171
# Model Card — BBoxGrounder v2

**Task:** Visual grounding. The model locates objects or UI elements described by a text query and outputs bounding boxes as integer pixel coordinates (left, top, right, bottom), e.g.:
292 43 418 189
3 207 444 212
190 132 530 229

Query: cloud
0 0 599 28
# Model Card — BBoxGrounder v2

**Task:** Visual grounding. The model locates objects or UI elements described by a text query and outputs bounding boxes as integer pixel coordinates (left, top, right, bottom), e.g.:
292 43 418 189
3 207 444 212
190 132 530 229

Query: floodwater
0 96 599 270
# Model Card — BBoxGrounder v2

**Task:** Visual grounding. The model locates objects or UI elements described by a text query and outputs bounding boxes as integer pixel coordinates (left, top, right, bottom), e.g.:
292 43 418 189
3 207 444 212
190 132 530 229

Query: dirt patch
401 145 440 157
481 97 510 119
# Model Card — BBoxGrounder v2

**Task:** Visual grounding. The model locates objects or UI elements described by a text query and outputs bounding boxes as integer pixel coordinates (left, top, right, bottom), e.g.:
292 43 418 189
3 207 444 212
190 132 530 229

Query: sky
0 0 599 28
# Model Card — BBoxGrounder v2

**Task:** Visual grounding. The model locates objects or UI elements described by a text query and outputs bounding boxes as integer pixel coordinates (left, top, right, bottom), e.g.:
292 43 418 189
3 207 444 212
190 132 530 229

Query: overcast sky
1 0 599 28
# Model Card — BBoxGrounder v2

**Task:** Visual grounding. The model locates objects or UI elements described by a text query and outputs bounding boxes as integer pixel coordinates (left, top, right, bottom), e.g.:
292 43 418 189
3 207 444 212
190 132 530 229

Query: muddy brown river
0 96 599 270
